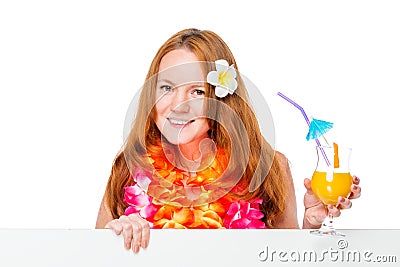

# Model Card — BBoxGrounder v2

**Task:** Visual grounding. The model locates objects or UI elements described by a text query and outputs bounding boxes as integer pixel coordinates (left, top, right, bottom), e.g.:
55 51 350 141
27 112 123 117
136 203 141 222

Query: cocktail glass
310 145 352 236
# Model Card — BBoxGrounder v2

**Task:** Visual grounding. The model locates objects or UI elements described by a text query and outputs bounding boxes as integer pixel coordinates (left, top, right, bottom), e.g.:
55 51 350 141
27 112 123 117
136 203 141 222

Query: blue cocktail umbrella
306 118 333 142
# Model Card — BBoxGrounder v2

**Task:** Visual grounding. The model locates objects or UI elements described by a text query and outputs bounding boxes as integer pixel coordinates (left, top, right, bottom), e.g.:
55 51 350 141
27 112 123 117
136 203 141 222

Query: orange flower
152 204 226 229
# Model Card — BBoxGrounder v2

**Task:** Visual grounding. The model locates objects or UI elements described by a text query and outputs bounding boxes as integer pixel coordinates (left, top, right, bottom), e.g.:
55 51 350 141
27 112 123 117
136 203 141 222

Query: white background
0 0 399 229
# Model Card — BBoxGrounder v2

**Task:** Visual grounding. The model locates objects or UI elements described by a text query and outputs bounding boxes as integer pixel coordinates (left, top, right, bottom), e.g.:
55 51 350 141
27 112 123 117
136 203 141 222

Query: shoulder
271 150 299 228
274 150 294 184
274 150 287 163
95 195 114 228
274 151 290 171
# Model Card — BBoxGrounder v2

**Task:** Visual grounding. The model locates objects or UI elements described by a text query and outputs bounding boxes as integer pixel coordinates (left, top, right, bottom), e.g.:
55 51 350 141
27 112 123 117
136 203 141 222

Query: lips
167 118 195 127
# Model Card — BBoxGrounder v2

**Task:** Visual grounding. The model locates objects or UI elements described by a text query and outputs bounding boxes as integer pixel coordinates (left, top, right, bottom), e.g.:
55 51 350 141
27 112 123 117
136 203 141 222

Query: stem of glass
310 205 345 236
322 212 335 232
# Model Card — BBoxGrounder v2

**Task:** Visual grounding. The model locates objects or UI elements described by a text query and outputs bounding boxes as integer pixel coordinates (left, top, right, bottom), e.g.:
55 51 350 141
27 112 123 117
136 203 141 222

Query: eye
160 85 173 93
194 89 205 96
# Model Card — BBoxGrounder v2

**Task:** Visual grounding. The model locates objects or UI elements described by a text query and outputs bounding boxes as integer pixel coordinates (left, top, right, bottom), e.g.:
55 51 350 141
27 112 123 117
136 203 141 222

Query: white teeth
169 119 191 125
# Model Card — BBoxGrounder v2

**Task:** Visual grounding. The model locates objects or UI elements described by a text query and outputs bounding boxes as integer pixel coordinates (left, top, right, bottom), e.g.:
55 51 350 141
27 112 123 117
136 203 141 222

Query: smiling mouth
168 118 195 127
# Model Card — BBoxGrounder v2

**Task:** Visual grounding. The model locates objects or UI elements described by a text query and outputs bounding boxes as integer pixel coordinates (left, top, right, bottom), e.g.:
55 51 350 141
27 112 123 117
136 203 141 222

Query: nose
171 87 190 113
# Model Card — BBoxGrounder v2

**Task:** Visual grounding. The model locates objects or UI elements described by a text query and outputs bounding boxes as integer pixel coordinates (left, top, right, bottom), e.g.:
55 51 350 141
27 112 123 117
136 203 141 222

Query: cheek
191 99 205 116
155 100 169 118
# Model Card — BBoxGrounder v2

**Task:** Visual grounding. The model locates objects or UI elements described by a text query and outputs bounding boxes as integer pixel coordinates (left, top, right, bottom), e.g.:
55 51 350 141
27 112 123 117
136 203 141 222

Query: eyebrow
156 79 205 88
156 78 176 85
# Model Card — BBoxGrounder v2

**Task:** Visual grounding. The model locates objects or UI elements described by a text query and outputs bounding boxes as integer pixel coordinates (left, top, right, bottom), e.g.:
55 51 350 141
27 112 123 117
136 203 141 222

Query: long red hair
105 28 286 227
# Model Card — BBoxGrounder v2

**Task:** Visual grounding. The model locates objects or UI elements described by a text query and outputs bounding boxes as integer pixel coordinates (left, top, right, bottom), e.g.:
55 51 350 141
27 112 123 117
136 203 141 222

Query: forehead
158 49 205 85
159 49 200 71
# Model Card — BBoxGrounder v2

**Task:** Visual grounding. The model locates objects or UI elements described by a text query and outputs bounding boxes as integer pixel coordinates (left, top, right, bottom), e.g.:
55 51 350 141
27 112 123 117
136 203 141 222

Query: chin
161 136 192 146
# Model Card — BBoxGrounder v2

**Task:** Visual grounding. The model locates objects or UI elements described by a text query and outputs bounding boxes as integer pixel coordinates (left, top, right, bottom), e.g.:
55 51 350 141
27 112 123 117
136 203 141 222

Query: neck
178 144 201 162
174 138 216 172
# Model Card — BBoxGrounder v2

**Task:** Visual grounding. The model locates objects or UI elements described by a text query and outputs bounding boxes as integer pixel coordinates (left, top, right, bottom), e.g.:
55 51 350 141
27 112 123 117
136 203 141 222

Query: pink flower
133 168 152 191
222 198 266 229
123 184 159 220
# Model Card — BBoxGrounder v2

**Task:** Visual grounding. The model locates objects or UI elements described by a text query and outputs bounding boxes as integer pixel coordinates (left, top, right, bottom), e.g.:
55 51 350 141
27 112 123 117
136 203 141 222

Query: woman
96 28 361 253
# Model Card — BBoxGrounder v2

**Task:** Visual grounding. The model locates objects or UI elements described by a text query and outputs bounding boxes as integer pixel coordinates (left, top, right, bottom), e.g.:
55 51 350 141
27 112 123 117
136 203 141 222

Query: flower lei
123 149 266 229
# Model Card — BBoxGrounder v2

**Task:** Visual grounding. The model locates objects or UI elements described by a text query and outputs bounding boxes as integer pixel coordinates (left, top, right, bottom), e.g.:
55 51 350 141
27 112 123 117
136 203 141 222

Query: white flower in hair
206 59 238 98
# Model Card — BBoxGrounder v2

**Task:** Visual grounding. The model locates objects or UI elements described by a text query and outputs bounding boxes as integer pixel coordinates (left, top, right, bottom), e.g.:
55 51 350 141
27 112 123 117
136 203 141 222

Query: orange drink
311 171 352 205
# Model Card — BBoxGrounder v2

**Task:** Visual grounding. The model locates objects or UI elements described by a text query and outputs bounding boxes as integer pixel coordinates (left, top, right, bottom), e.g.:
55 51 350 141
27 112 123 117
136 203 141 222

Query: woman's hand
303 175 361 228
105 213 151 253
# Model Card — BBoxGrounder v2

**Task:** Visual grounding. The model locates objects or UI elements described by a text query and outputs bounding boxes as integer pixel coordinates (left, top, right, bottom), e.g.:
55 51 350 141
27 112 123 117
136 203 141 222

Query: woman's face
154 49 210 157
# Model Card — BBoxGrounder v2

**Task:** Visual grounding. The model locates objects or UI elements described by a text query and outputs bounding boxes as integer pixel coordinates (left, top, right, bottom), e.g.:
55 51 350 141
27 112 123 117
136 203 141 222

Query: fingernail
339 197 345 203
134 245 140 253
142 240 148 248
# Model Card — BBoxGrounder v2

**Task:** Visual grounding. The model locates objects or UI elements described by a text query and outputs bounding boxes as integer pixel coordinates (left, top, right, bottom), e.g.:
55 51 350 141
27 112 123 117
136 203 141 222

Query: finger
128 216 143 254
327 204 341 217
139 220 151 249
126 214 150 249
119 216 134 250
349 184 361 199
352 175 360 185
337 196 352 209
303 178 312 193
105 219 123 235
